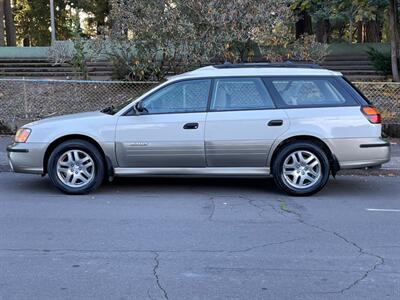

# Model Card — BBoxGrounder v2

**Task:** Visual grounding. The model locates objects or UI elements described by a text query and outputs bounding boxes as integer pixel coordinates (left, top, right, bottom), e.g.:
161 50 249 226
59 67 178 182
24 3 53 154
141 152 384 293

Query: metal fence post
23 77 28 120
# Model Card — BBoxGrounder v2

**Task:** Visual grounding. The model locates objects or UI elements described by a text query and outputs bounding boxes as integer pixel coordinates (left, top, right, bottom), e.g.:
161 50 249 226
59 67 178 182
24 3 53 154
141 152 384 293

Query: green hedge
328 43 390 56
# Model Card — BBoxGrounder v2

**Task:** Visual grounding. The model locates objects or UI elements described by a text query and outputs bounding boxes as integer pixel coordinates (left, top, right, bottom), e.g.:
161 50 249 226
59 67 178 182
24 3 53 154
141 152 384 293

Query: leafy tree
389 0 399 81
290 0 333 42
106 0 327 80
290 0 388 43
4 0 16 46
76 0 110 34
0 0 4 46
0 0 16 46
10 0 109 45
110 0 288 68
13 0 74 46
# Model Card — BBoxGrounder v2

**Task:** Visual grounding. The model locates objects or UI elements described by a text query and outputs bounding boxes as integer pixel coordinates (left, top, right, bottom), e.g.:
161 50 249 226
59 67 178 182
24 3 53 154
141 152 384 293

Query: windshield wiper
101 106 116 115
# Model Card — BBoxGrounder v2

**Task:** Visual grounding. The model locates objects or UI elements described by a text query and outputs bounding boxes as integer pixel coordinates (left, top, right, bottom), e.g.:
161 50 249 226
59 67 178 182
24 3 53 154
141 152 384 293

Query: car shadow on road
103 176 280 194
6 172 395 199
102 176 395 199
8 174 282 196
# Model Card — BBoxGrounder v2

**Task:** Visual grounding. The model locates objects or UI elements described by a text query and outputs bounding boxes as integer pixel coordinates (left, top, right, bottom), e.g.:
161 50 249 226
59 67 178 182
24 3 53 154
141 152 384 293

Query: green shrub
367 47 395 75
105 41 166 81
71 35 90 80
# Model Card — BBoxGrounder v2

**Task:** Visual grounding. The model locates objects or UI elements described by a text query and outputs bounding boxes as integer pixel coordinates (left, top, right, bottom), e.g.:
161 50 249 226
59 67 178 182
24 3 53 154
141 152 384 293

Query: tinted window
339 76 371 105
271 78 351 107
211 78 275 111
141 79 211 114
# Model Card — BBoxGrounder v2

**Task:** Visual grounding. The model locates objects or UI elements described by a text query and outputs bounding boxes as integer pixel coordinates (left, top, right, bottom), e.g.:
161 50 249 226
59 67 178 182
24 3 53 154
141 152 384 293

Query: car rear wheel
48 140 104 195
273 142 330 196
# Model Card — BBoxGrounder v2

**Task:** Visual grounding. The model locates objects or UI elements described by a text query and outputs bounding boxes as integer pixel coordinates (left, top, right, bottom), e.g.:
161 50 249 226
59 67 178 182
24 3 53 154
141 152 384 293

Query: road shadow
3 173 397 199
104 176 280 193
6 173 280 196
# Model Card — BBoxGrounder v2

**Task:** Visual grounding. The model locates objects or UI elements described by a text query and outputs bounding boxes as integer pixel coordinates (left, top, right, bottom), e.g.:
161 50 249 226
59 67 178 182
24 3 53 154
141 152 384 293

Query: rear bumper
7 142 47 174
326 138 391 170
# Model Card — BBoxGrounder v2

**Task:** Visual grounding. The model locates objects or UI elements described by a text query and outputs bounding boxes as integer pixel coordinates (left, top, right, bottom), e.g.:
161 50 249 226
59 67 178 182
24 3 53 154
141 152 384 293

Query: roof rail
213 61 321 69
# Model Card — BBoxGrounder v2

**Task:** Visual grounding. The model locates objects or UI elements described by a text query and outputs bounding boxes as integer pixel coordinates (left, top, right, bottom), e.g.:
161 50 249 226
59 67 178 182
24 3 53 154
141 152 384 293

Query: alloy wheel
281 150 322 189
56 150 95 188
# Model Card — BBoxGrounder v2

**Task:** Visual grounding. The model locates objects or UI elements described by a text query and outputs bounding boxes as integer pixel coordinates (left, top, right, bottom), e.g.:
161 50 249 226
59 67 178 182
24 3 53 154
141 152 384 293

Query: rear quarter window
211 78 275 111
338 76 372 105
265 77 358 108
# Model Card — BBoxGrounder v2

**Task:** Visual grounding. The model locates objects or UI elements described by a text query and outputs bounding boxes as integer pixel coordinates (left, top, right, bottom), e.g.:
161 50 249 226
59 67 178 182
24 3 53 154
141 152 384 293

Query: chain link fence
0 78 399 136
0 79 158 133
354 82 400 137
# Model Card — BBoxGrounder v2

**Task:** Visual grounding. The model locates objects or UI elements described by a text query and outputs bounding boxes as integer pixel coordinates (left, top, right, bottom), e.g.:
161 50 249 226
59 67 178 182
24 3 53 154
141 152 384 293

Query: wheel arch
269 135 339 176
43 134 113 177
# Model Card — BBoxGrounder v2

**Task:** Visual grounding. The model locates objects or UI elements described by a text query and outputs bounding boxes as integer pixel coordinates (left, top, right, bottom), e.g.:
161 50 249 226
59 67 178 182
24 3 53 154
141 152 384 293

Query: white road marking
366 208 400 212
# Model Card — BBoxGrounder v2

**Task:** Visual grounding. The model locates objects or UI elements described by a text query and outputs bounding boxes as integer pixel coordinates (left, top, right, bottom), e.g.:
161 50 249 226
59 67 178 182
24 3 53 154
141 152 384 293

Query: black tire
47 140 105 195
272 142 330 196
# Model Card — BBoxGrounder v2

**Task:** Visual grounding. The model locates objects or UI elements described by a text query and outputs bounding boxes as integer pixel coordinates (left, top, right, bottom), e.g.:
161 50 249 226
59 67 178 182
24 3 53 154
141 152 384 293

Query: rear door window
210 78 275 111
267 77 356 108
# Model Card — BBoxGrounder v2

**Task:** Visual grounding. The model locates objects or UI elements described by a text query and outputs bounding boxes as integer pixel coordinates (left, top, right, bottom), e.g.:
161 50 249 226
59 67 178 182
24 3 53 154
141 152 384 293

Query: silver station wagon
7 63 390 196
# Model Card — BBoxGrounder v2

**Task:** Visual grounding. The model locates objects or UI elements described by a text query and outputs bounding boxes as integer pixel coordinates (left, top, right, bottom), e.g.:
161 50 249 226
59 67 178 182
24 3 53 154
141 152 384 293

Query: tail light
361 106 381 124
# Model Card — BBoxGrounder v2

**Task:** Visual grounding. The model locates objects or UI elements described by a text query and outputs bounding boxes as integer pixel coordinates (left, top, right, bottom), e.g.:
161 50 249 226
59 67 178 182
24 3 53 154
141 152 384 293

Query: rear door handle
268 120 283 127
183 122 199 130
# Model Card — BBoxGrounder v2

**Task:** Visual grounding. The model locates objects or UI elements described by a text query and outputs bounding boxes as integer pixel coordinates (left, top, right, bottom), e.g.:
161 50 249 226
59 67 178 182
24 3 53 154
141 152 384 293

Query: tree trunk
0 0 5 46
349 18 353 43
389 0 399 81
4 0 16 46
356 21 364 43
295 11 313 39
316 19 331 43
365 20 381 42
337 23 345 40
23 35 30 47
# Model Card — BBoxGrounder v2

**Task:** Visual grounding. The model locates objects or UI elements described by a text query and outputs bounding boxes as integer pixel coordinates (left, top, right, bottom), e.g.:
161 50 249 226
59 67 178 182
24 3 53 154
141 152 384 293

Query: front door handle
268 120 283 127
183 122 199 130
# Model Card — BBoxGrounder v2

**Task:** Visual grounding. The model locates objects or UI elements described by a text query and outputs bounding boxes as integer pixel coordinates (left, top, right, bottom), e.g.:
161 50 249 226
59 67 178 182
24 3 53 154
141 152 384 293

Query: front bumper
326 138 391 170
6 142 48 174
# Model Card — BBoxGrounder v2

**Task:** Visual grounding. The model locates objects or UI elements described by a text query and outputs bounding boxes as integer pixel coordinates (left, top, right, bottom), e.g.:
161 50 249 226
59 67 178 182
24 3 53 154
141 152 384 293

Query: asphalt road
1 172 400 300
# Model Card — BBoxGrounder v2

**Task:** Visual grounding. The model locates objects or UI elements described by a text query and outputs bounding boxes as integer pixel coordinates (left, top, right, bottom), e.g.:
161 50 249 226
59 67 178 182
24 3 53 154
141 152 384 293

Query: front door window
141 79 211 114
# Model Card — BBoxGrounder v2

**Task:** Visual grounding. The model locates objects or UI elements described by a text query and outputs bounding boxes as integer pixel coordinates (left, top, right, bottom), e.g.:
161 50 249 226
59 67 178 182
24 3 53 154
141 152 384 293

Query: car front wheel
273 142 330 196
48 140 104 195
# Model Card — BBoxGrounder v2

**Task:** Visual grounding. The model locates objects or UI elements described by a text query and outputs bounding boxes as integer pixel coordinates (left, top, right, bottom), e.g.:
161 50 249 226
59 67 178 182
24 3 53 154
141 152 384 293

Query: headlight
15 128 31 143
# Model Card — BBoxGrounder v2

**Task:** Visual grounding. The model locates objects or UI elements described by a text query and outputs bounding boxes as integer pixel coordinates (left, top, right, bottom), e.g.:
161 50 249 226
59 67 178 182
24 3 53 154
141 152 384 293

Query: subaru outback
7 63 391 196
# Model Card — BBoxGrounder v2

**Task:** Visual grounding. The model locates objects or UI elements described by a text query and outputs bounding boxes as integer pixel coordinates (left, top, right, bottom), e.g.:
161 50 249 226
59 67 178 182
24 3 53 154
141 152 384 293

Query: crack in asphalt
239 195 266 218
277 204 385 294
146 288 156 300
207 196 215 221
151 252 169 300
0 239 300 300
229 238 304 253
239 195 286 220
0 238 301 255
238 195 385 294
332 235 384 293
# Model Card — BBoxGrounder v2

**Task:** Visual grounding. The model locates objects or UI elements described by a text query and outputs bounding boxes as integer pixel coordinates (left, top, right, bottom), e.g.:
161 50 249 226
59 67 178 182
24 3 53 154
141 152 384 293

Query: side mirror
135 101 145 114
